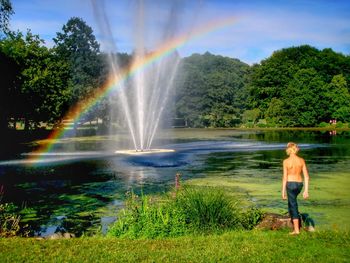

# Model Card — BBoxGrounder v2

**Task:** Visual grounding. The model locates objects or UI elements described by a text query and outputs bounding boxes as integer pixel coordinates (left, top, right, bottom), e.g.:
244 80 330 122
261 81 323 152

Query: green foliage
0 31 71 129
0 186 21 237
2 18 350 132
327 74 350 122
0 0 13 35
0 40 18 130
0 202 20 237
107 191 187 239
283 68 326 126
240 207 264 230
175 52 250 127
318 122 329 128
335 121 344 128
173 187 243 233
249 45 350 127
54 17 106 114
242 108 261 125
107 187 262 239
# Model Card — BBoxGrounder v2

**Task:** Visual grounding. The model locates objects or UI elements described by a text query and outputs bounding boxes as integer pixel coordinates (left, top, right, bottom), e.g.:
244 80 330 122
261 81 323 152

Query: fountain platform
115 149 175 155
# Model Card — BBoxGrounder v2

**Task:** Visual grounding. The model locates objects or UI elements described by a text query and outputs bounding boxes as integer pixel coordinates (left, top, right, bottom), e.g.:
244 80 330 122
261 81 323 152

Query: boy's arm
282 160 288 199
302 159 309 199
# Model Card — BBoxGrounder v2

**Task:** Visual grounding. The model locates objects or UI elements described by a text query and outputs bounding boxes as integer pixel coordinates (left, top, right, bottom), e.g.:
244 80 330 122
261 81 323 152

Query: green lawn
1 230 349 262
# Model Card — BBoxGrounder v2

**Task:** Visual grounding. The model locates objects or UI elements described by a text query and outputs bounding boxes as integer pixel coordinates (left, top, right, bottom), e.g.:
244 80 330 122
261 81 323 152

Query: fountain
0 2 341 238
92 0 181 153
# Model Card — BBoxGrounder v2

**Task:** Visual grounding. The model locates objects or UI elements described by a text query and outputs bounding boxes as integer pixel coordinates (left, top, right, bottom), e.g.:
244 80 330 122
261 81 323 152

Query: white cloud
8 0 350 63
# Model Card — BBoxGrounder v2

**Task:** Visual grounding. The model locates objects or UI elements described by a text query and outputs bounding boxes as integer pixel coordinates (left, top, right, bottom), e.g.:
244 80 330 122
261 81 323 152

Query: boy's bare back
283 156 306 182
282 142 309 201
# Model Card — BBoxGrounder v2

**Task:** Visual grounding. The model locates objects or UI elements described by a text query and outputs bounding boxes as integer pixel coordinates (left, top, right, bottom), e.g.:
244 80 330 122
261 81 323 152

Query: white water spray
92 0 181 152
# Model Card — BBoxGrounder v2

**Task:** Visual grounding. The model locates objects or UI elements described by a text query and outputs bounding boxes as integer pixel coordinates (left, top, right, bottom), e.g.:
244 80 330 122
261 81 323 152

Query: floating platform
115 149 175 155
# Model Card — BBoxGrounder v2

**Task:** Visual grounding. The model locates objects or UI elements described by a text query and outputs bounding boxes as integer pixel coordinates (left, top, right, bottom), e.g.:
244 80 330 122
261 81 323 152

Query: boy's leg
287 183 302 234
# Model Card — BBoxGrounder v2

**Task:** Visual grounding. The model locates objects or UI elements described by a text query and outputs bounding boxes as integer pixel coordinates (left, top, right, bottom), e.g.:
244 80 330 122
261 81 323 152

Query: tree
175 63 208 127
242 108 260 125
326 74 350 122
0 43 19 130
53 17 104 115
282 68 326 126
0 0 13 36
248 45 319 113
265 98 284 125
175 52 250 127
248 45 350 127
0 31 71 129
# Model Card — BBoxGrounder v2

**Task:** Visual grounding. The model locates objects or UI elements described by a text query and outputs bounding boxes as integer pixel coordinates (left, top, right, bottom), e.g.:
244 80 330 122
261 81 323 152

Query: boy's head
286 142 299 155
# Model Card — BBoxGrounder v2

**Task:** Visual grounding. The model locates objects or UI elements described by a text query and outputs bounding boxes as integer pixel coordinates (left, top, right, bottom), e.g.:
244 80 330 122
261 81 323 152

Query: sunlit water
0 129 349 236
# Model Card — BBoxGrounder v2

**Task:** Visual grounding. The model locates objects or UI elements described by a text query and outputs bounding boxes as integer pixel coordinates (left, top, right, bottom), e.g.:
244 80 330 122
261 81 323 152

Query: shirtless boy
282 142 309 235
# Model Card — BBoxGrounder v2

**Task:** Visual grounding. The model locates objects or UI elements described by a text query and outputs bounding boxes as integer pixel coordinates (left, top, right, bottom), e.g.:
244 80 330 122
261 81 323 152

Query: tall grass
173 187 242 233
107 186 263 239
0 186 21 237
107 190 187 239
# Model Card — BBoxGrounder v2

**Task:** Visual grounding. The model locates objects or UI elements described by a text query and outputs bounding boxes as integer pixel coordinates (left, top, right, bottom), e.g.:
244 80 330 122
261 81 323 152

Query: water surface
0 129 349 235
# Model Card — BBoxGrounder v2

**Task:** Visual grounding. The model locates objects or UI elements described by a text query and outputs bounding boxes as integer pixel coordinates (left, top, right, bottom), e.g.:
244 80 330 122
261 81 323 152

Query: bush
107 191 187 239
173 187 242 233
0 202 21 237
107 187 262 239
240 207 264 230
318 122 329 128
335 121 344 128
0 186 28 237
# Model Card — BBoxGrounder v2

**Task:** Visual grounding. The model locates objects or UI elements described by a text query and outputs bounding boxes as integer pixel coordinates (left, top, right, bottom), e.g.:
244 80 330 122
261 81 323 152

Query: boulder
256 213 293 230
256 212 316 231
46 232 75 239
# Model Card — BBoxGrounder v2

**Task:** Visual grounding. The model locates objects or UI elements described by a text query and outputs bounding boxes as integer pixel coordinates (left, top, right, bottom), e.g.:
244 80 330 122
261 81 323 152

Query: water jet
92 0 181 152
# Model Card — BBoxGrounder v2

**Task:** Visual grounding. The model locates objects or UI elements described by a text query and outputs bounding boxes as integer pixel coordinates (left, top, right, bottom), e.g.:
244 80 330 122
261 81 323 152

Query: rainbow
28 16 238 163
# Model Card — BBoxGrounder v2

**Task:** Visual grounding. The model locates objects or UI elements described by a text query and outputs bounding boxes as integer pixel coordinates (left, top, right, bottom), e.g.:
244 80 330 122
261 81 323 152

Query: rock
45 232 75 239
256 213 293 230
63 232 75 238
47 232 63 239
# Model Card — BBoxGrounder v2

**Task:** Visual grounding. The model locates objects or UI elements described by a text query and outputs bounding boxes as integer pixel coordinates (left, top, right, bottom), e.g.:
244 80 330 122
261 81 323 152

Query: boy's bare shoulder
283 158 290 166
297 156 305 163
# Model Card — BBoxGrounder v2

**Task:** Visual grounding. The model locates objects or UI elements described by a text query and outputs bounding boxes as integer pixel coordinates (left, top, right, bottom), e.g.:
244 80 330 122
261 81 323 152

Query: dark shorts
287 182 303 219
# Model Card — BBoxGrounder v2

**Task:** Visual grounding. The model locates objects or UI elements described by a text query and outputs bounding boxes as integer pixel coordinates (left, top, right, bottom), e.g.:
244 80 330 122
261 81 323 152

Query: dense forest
1 1 350 132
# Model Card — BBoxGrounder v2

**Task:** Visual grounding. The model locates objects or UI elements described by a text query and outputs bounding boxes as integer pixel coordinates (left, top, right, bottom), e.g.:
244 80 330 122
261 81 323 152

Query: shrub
240 207 264 230
173 187 242 233
0 186 28 237
107 191 187 239
107 187 262 239
335 121 344 128
318 122 329 128
0 202 21 237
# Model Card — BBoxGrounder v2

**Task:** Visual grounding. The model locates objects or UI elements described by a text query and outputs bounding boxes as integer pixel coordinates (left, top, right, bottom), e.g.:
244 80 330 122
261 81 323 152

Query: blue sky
9 0 350 64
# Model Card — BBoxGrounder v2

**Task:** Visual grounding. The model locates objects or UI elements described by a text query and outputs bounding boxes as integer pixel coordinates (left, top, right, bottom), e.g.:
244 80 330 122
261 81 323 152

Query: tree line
1 1 350 132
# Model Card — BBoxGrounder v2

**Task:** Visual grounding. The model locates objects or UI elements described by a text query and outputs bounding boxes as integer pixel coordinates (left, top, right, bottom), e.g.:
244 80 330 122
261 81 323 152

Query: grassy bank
1 230 349 262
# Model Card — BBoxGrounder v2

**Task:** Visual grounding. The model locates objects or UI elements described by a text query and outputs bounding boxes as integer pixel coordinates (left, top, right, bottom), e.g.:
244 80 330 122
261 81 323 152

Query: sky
9 0 350 65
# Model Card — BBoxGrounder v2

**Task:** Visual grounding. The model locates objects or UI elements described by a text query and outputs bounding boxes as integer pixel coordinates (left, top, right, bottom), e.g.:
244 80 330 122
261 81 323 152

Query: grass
0 230 349 262
107 187 261 239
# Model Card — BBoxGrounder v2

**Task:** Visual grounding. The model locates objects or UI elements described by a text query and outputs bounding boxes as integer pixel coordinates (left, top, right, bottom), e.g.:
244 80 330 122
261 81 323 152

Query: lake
0 129 349 236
